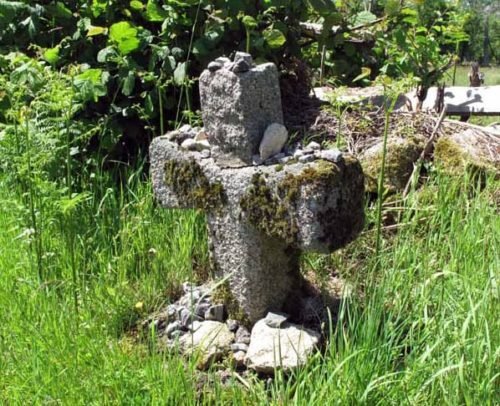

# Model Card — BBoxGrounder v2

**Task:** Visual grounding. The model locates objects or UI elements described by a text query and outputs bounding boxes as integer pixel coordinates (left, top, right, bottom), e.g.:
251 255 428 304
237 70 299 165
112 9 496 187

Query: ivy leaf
109 21 140 55
173 62 186 86
263 28 286 49
44 47 60 65
91 0 108 17
145 0 168 22
44 2 73 20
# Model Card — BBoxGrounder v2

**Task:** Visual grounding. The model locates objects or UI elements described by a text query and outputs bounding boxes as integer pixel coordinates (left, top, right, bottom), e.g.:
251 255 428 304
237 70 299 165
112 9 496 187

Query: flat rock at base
259 123 288 160
245 319 321 374
180 321 234 370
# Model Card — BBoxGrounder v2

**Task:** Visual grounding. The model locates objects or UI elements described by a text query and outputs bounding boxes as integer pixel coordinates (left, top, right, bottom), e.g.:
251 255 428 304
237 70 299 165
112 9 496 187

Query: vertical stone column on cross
150 53 365 324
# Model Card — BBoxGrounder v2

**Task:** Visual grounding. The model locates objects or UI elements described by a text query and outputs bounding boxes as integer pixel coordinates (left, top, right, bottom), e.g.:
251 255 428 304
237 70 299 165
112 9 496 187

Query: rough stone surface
264 312 289 328
434 129 500 174
231 343 249 352
166 321 182 338
235 326 251 345
245 319 321 374
150 55 365 324
150 138 364 322
234 52 254 67
304 141 321 152
180 138 196 151
231 59 252 73
259 123 288 160
226 319 239 332
180 321 234 370
199 60 283 167
208 61 223 72
318 149 343 163
205 304 226 322
360 136 424 193
232 351 246 368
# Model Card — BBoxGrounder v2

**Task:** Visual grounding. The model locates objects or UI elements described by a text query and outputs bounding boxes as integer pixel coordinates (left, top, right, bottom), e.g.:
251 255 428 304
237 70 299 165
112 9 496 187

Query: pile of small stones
141 282 252 367
165 122 344 168
141 282 324 373
166 125 212 158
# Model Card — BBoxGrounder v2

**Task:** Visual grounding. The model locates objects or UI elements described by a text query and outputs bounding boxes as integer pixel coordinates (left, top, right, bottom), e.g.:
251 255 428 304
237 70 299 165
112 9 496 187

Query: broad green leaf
44 2 73 20
146 0 168 22
242 15 257 29
173 62 186 86
192 39 209 56
87 25 107 37
353 11 376 26
74 68 107 102
109 21 140 55
263 28 286 49
43 47 60 65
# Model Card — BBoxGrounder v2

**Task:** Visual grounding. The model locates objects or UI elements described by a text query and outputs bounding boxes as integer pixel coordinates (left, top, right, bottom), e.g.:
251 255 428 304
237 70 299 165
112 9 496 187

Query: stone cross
150 53 365 324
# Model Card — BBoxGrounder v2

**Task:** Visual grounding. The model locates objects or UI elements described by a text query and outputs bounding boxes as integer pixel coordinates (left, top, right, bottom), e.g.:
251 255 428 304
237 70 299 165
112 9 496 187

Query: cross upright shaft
151 54 365 324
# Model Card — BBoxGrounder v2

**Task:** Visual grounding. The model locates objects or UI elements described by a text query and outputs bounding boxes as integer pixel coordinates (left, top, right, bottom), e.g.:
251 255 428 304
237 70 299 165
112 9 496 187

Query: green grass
0 55 498 405
1 165 498 403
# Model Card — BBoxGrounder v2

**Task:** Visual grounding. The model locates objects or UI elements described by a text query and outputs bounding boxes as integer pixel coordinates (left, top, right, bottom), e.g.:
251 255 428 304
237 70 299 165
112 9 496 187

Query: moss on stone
434 137 466 172
240 161 344 246
164 159 226 210
211 281 250 327
434 137 499 184
317 157 365 250
361 137 422 194
240 173 299 245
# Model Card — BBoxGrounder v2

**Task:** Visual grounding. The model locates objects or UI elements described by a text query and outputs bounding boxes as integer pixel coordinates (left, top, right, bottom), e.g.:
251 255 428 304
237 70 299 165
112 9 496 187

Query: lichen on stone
240 161 344 246
433 136 496 176
316 158 364 250
211 281 250 326
164 159 226 210
239 173 299 245
360 137 423 194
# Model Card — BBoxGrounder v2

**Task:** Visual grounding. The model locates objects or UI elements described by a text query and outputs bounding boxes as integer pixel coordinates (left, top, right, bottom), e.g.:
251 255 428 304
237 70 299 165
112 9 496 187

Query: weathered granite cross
150 54 365 324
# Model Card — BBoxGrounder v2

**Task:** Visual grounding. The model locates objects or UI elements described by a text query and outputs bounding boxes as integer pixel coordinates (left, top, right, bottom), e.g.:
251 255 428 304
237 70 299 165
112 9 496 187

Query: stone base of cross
151 53 364 324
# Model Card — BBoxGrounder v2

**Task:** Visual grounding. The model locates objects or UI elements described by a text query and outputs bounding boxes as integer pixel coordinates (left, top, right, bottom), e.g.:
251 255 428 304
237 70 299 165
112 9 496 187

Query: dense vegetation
0 0 498 403
1 0 497 163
